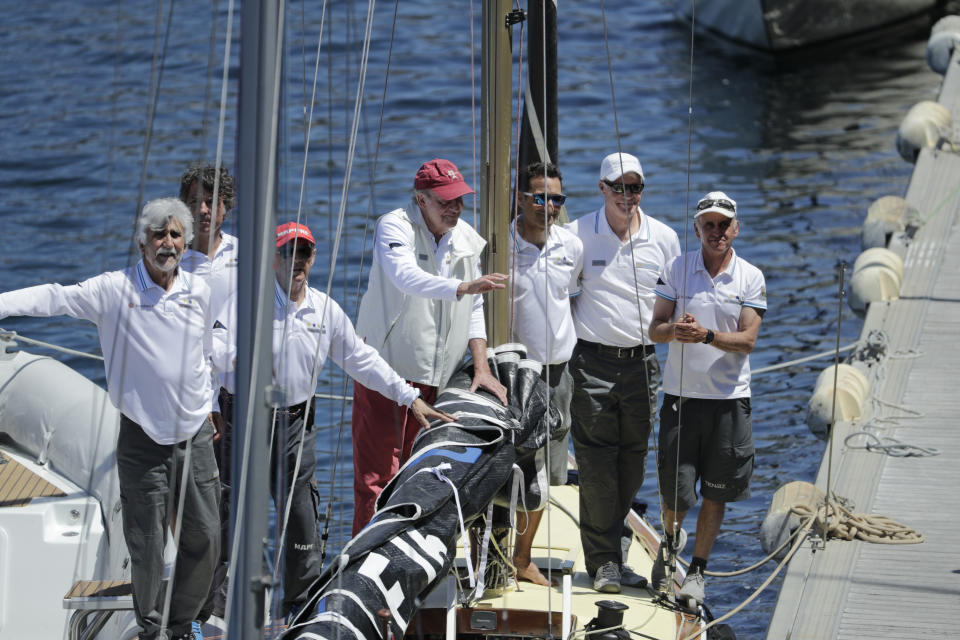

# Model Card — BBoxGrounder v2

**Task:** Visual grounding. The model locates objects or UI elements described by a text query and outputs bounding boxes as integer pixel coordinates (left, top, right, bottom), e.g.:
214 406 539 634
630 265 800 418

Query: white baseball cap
599 152 644 182
695 191 737 218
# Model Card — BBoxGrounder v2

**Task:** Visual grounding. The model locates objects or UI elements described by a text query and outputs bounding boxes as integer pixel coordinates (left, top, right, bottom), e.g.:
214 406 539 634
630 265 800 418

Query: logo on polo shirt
592 259 606 267
306 321 326 334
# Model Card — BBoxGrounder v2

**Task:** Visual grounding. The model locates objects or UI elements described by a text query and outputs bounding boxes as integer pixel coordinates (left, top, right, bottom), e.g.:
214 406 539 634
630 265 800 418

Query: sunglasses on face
603 180 644 195
697 198 736 213
523 192 567 206
278 243 315 260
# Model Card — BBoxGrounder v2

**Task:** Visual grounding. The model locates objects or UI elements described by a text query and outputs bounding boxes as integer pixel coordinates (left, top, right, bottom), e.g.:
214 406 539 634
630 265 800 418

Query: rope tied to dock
792 502 924 545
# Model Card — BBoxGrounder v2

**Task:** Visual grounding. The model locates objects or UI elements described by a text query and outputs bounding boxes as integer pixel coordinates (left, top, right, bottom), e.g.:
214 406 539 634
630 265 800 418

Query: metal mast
481 0 516 347
229 0 283 637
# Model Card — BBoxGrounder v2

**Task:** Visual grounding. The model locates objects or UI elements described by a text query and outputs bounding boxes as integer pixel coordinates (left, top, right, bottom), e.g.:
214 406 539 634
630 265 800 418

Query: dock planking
766 42 960 640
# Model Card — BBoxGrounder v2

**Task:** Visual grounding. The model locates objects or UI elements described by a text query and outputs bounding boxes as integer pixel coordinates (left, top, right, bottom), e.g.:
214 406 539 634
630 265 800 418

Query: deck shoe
619 564 647 589
678 570 705 609
593 561 621 593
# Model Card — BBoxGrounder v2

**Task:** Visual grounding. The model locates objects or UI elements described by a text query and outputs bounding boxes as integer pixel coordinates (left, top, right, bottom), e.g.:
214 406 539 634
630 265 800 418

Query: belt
577 339 655 360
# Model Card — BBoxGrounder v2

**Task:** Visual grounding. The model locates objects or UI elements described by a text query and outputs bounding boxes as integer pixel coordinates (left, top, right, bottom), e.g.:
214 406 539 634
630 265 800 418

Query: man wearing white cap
352 158 508 535
648 191 766 607
565 152 680 593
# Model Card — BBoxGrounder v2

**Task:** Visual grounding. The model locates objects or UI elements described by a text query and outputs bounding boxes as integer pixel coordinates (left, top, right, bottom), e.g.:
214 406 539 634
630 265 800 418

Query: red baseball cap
413 158 474 201
275 222 316 248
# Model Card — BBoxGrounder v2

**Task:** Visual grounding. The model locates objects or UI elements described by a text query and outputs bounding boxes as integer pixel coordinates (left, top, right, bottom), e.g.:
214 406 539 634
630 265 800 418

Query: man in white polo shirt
177 164 238 619
566 152 680 593
351 158 508 535
509 161 583 586
0 198 219 640
648 191 766 607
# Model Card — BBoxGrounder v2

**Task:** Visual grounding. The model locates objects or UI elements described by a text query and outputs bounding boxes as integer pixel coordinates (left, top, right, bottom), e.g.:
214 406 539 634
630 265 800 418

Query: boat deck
0 449 66 507
766 48 960 638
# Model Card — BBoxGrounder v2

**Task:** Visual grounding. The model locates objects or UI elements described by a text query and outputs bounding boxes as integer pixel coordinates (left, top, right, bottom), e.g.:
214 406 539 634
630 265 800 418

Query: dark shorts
657 394 753 512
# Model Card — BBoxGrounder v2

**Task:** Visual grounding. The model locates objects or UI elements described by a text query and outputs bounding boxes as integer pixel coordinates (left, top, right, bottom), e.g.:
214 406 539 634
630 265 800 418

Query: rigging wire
597 0 666 570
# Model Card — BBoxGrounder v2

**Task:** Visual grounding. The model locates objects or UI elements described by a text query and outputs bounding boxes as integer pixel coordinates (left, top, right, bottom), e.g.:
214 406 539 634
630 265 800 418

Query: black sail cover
283 345 564 639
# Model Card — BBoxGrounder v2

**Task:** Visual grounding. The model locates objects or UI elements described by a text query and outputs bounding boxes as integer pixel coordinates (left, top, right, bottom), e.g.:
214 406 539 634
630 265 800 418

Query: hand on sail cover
456 272 508 297
469 369 509 405
410 397 456 429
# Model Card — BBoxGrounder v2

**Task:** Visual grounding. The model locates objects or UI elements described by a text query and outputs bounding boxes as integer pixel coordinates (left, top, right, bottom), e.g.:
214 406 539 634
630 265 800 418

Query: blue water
0 1 944 637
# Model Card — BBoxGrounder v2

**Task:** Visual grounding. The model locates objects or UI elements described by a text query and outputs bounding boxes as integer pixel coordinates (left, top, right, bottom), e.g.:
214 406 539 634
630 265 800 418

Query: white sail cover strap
415 463 476 588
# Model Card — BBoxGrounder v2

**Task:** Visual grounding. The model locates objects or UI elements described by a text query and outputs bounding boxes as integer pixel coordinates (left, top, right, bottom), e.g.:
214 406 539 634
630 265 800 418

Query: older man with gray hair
0 198 220 640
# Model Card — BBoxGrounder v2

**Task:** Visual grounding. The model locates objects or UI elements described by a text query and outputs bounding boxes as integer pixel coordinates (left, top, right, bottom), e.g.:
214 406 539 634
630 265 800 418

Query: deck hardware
505 9 526 28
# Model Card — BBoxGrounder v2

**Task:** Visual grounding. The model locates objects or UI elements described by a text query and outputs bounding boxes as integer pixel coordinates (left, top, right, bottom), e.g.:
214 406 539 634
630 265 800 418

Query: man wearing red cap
352 158 508 534
211 221 454 617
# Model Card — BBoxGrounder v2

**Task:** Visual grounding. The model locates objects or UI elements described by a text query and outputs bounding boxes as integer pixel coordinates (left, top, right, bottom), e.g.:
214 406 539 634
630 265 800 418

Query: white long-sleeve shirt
0 261 214 444
373 210 486 341
212 279 420 408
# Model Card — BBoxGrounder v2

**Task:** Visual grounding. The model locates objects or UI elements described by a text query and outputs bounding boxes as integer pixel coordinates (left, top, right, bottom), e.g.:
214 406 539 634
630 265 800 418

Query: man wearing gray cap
566 152 680 593
648 191 766 607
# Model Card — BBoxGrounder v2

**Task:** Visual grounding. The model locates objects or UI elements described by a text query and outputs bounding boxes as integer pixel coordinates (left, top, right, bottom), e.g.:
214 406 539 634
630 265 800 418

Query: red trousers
351 380 437 535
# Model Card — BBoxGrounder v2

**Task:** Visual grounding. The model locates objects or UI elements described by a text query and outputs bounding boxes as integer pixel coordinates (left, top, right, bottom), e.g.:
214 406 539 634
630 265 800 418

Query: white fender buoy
861 196 917 250
927 15 960 75
807 364 869 439
896 101 952 163
849 247 904 314
760 481 825 559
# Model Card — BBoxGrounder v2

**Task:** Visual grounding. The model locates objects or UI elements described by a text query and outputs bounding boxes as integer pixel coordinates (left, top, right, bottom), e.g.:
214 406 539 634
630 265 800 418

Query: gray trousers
543 361 573 485
569 343 659 576
117 416 220 639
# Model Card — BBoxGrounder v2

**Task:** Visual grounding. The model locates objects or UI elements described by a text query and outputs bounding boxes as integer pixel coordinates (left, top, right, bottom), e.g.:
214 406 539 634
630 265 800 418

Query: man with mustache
508 161 582 586
351 158 508 535
0 198 219 640
565 152 680 593
648 191 766 608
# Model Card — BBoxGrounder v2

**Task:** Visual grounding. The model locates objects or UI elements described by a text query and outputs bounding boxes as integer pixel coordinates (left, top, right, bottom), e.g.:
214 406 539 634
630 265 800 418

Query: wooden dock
765 35 960 640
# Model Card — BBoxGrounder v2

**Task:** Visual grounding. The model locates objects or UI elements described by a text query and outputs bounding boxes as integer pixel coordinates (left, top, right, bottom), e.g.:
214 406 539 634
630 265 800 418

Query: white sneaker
678 570 705 608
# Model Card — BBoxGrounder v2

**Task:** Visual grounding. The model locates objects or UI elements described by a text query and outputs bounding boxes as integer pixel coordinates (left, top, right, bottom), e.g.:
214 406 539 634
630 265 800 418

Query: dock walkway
765 39 960 640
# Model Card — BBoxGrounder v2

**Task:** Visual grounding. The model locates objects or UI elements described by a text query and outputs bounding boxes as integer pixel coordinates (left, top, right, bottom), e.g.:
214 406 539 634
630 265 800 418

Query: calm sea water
0 1 944 637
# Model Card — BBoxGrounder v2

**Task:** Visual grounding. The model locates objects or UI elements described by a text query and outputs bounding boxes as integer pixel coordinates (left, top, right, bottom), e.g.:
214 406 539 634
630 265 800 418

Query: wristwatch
703 329 715 345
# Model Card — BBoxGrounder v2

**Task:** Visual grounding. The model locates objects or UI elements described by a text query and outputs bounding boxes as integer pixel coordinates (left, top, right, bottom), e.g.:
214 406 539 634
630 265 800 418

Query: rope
0 331 104 361
793 502 924 545
752 342 858 376
844 431 939 457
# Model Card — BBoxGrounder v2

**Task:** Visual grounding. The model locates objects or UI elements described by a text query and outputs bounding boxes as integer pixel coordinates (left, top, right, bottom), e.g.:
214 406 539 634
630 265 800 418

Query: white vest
356 204 486 388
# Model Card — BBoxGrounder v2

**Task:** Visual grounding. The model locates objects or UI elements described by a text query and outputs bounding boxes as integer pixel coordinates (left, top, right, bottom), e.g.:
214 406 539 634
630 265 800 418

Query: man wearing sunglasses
648 191 766 607
566 152 681 593
352 158 509 536
209 222 455 617
508 161 583 586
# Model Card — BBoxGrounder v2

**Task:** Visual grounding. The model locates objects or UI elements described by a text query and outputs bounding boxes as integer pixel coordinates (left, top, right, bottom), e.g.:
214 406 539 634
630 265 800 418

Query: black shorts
657 394 754 512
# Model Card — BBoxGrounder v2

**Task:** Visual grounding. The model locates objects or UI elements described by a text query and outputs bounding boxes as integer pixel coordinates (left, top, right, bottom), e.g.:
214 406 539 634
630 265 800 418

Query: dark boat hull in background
671 0 941 52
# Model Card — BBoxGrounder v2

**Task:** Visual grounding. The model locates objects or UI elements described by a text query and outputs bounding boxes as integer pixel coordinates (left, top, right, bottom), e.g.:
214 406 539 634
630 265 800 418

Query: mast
229 0 283 637
481 0 516 347
518 0 558 171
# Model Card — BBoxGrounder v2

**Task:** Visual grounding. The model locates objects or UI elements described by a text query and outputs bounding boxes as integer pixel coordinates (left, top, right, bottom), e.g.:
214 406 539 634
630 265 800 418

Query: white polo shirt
182 232 239 394
272 280 420 408
509 220 583 364
374 210 487 341
655 248 767 399
0 262 214 444
566 206 680 347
